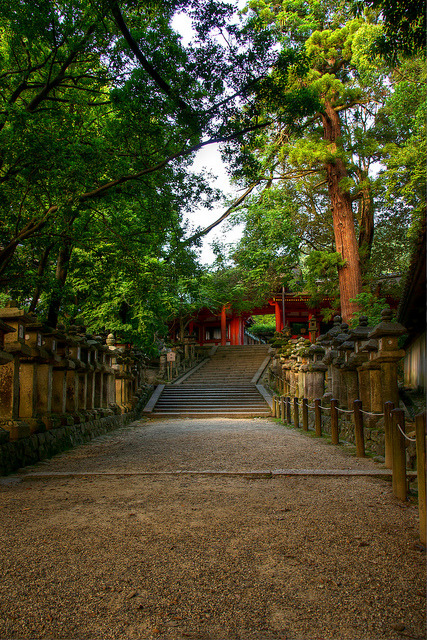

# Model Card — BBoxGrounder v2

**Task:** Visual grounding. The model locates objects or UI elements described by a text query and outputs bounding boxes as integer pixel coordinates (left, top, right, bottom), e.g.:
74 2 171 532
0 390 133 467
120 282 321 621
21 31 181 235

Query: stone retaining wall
0 386 153 476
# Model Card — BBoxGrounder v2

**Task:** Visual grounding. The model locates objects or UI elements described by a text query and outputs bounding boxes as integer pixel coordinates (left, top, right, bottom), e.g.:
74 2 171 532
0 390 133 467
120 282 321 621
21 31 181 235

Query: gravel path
0 416 425 640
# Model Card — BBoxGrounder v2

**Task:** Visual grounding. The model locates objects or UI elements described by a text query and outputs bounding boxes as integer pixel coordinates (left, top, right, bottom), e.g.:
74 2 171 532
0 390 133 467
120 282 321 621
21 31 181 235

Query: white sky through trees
172 4 246 265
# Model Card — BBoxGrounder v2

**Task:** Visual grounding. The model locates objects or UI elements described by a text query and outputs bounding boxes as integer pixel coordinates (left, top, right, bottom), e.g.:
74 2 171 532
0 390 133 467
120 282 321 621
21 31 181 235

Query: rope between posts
396 422 416 443
359 409 384 417
318 405 331 412
336 407 354 414
307 403 316 410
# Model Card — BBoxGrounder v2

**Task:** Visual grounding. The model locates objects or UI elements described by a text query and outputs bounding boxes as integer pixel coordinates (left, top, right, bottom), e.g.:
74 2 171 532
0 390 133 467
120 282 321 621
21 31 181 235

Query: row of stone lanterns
270 309 407 416
0 302 146 442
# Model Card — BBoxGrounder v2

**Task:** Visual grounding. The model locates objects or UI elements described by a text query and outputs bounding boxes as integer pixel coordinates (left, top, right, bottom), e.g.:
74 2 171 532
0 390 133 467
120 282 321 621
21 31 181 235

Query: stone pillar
318 316 342 396
36 329 61 423
288 343 299 398
330 322 350 407
308 315 318 343
18 320 51 433
106 334 118 407
344 316 371 409
100 349 110 408
66 333 85 415
358 340 382 412
74 332 89 414
113 346 128 413
296 338 311 398
93 343 103 408
339 336 359 408
85 342 96 410
305 343 327 401
368 309 406 407
0 304 34 439
51 361 67 416
50 327 76 422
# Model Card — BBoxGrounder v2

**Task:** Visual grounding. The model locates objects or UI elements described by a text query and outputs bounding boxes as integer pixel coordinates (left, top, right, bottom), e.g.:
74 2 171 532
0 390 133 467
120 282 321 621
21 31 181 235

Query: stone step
150 411 272 418
146 345 272 417
162 392 259 400
156 400 267 406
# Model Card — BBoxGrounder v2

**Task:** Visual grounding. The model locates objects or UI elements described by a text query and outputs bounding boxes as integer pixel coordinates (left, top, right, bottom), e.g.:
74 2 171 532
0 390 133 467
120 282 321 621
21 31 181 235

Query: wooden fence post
302 398 308 432
391 408 407 501
383 401 394 469
272 396 277 418
293 397 299 430
353 400 365 457
314 399 322 437
280 396 285 422
286 397 292 424
415 413 426 545
330 399 339 445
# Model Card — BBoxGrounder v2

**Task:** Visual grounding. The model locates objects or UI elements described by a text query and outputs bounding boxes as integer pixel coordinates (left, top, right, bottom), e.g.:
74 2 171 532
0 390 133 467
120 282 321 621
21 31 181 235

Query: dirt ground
0 416 425 640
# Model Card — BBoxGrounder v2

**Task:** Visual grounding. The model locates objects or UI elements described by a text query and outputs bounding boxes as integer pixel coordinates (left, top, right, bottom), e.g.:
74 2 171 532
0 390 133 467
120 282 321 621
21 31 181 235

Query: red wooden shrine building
169 292 339 346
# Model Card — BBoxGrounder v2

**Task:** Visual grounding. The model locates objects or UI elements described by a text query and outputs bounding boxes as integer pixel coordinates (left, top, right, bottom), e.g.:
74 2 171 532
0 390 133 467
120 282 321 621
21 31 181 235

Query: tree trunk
321 101 362 323
47 240 73 328
29 243 54 313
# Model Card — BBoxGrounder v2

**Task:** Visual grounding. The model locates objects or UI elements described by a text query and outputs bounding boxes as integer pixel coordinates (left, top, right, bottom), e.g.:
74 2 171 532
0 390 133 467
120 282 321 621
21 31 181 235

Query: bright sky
171 4 247 265
187 146 244 265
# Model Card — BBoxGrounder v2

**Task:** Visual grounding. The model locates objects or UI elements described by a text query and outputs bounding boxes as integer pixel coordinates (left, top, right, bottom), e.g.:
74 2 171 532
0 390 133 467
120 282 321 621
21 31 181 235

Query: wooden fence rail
272 394 426 545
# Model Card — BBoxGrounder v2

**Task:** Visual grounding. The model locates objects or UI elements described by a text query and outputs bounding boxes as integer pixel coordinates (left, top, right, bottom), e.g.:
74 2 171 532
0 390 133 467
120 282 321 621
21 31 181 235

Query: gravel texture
0 416 425 640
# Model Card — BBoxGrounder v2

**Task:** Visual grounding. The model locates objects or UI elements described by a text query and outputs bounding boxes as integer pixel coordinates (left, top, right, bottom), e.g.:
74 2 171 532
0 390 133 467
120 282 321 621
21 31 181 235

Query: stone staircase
146 345 272 417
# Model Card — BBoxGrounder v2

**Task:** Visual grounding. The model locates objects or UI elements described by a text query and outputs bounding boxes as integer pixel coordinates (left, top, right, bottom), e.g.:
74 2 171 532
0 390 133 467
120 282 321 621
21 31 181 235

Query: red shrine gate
169 293 338 347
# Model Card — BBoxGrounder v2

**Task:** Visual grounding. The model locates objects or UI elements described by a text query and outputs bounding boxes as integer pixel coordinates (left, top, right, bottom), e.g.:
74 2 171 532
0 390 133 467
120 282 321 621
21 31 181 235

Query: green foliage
296 250 344 306
0 0 421 348
248 314 276 338
378 56 427 229
0 0 282 349
353 0 426 60
349 293 391 326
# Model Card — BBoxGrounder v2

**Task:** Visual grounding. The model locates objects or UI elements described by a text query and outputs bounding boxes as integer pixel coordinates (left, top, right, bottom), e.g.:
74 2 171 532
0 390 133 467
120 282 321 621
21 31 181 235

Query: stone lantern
50 324 75 422
368 309 406 407
103 334 118 408
65 325 87 417
330 322 350 407
296 338 311 398
358 338 382 412
289 339 302 398
318 315 342 395
345 316 372 410
18 317 51 432
339 334 358 407
90 336 106 409
304 342 327 400
0 319 15 366
35 325 62 427
0 303 33 439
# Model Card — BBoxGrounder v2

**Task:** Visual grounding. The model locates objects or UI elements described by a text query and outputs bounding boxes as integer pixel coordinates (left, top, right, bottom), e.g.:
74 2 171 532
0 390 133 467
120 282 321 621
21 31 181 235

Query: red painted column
221 306 227 346
231 318 240 345
230 318 235 345
275 301 281 332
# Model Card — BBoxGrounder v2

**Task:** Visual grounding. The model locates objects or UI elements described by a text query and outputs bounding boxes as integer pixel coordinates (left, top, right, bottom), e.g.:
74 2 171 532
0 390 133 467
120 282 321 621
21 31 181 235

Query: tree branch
180 181 261 248
109 1 197 124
